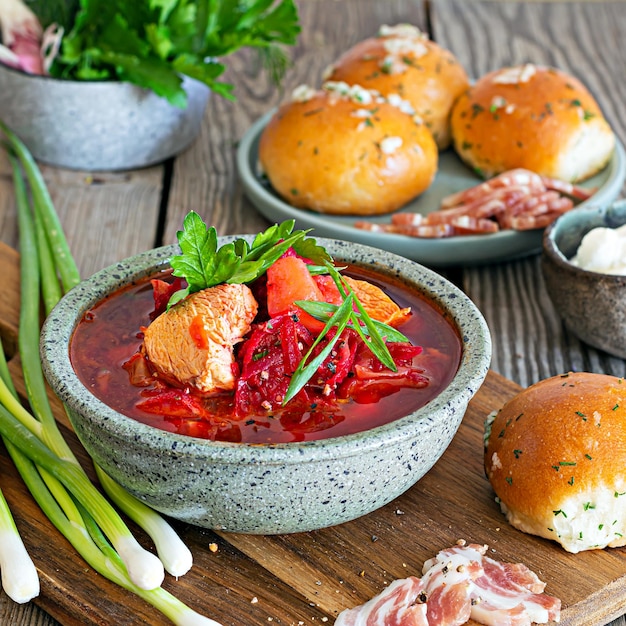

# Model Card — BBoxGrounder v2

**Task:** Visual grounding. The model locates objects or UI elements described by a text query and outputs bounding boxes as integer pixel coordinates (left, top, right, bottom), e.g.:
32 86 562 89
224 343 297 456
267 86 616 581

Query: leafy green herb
167 211 330 307
46 0 301 107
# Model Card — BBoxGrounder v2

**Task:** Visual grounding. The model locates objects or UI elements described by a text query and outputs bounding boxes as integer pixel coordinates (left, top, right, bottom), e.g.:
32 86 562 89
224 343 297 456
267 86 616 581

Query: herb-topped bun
450 64 616 182
258 82 438 216
324 24 469 150
484 372 626 554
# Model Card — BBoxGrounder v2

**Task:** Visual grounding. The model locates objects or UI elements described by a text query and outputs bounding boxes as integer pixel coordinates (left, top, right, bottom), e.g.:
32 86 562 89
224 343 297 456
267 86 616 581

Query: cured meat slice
420 544 484 626
335 542 561 626
470 556 561 625
334 576 429 626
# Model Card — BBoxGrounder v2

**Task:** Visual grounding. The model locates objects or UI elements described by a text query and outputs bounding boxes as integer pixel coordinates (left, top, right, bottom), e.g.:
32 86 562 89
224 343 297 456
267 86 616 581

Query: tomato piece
266 256 325 332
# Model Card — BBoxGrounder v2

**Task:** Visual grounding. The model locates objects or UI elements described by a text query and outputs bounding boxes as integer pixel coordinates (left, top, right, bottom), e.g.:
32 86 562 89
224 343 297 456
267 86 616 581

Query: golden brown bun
258 83 438 216
485 372 626 553
451 64 616 182
325 25 469 150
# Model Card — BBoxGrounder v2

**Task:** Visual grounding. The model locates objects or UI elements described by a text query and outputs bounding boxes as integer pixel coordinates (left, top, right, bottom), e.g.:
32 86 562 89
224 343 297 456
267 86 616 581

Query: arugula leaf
46 0 300 107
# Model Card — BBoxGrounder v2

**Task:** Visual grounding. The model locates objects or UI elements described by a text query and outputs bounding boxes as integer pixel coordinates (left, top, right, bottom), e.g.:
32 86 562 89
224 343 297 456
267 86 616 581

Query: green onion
283 261 402 403
283 293 356 404
1 124 218 623
0 346 39 605
95 465 193 578
6 152 164 590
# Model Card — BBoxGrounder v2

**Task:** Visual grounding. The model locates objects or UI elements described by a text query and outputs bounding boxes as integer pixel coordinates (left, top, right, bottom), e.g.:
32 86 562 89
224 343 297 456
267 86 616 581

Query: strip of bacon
334 576 428 626
420 544 484 626
353 167 593 238
335 542 561 626
440 170 545 208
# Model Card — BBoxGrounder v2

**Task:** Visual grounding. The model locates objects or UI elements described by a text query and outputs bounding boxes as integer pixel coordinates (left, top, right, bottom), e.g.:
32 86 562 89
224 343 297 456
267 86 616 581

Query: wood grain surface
1 237 626 626
1 1 625 624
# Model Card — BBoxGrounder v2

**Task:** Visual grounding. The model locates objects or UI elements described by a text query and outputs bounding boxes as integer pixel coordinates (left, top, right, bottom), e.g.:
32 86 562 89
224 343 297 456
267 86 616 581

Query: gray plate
237 110 626 268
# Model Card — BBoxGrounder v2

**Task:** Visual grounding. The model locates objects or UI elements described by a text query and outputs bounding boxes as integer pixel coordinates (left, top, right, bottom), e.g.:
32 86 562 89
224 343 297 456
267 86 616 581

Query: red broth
70 267 462 444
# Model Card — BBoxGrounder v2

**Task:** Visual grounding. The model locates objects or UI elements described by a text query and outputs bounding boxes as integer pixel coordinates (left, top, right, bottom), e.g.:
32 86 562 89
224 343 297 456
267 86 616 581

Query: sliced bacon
440 169 545 208
448 216 500 235
540 175 597 200
470 555 561 625
334 576 429 626
421 544 485 625
336 542 561 626
354 167 594 238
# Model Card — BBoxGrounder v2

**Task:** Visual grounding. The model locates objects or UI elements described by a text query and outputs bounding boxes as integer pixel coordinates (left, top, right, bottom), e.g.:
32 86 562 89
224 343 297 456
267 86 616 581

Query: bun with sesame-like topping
451 64 616 182
257 81 438 216
484 371 626 553
324 24 470 150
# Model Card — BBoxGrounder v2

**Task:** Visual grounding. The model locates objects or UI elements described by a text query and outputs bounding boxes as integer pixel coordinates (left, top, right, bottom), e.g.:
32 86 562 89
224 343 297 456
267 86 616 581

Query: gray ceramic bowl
542 199 626 358
40 238 491 534
0 64 209 171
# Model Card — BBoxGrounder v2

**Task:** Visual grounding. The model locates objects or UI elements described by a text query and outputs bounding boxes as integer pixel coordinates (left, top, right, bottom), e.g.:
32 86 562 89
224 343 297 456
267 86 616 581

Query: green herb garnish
167 211 330 307
283 262 399 404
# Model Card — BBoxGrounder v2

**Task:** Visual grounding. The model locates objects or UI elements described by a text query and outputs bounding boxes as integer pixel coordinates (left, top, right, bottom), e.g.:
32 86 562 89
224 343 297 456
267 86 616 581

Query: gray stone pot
40 238 492 534
0 64 209 171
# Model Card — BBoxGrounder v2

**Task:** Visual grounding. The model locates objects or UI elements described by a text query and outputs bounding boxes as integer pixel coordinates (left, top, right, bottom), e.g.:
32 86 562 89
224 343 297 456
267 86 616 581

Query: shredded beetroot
337 342 428 404
234 313 315 417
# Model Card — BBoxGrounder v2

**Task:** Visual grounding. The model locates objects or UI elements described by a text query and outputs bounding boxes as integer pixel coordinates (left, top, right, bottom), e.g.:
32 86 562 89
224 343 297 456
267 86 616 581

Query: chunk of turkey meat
143 283 258 393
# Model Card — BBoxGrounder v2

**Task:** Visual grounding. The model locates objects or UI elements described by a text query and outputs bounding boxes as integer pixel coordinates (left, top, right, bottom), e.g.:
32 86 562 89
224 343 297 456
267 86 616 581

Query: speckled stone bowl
542 199 626 358
40 238 491 534
0 64 209 171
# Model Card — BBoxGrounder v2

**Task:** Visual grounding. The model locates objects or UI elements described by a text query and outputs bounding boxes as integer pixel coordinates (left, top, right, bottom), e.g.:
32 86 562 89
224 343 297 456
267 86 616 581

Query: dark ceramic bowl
40 238 491 534
542 199 626 358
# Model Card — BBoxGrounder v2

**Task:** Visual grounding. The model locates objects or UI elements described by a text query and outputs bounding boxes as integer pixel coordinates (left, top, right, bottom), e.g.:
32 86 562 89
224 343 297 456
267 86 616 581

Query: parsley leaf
167 211 331 308
46 0 301 107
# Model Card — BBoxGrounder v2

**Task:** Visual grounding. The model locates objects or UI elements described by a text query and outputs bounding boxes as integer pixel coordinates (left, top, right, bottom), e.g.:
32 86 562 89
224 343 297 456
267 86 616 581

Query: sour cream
571 225 626 274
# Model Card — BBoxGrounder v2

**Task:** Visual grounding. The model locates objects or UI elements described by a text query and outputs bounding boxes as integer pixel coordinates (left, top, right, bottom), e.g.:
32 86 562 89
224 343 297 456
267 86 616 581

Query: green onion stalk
0 122 221 625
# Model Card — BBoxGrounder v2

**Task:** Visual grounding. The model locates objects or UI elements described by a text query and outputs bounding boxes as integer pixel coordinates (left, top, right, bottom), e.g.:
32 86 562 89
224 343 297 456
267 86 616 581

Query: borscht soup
70 264 461 444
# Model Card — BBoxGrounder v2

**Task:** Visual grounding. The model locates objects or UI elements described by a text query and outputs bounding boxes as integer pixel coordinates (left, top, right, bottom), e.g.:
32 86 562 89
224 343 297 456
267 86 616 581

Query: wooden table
0 0 625 624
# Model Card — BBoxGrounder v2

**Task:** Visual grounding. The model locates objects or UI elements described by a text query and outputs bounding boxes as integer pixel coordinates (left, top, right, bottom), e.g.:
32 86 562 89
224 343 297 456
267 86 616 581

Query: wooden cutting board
0 240 625 626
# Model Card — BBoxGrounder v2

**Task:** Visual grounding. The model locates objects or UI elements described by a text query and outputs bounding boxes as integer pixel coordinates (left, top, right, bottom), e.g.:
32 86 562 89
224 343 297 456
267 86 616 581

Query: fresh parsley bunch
32 0 300 107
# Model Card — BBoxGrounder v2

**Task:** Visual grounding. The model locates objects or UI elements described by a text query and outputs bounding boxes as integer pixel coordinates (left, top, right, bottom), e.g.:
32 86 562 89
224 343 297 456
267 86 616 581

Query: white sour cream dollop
571 225 626 274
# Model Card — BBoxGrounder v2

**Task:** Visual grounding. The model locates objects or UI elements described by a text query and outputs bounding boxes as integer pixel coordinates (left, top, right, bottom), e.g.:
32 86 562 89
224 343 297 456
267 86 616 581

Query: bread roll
324 24 469 150
484 371 626 553
451 64 616 182
258 82 438 216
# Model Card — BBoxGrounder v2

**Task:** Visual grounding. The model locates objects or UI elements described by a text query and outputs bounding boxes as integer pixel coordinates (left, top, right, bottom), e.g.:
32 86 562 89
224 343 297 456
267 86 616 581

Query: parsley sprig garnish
167 211 403 405
167 211 330 307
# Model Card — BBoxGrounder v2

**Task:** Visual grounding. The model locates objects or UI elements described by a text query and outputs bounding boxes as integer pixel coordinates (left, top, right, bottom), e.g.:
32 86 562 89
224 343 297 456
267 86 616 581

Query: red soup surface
70 267 462 444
